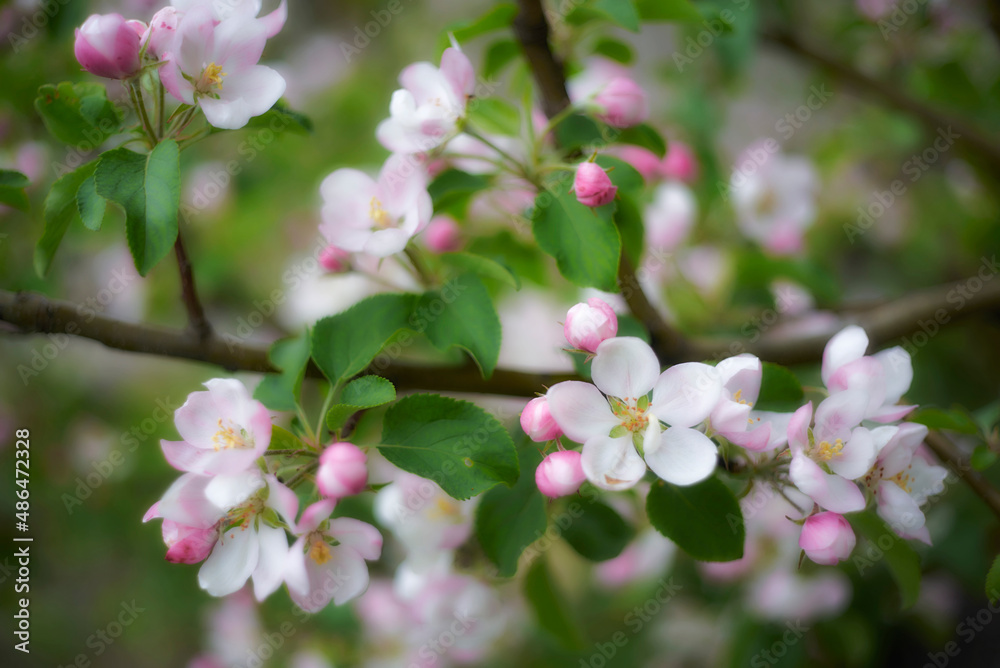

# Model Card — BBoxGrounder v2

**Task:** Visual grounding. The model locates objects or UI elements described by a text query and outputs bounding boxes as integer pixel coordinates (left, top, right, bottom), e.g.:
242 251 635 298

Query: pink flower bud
594 77 648 128
616 146 661 182
317 442 368 499
162 520 217 564
536 450 586 498
142 7 180 59
520 396 562 442
660 141 699 183
574 162 617 207
319 244 350 273
424 215 462 253
564 297 618 352
74 13 142 80
799 512 856 565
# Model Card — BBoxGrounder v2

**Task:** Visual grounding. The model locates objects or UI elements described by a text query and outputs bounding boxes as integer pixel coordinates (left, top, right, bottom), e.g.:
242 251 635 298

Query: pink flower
573 161 617 207
423 215 462 253
644 182 695 252
710 354 793 452
170 0 287 37
564 297 618 352
799 512 856 565
660 141 699 183
535 450 586 498
284 500 382 612
614 146 661 182
822 325 916 422
74 13 142 80
316 442 368 499
593 77 648 128
160 378 272 476
318 244 350 273
546 337 722 490
319 154 432 258
376 47 475 154
142 7 180 59
520 396 562 442
162 520 217 564
159 6 286 129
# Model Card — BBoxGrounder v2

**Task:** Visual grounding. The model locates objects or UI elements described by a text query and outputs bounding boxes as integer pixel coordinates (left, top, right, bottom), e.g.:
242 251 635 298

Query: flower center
891 469 913 493
308 536 332 565
609 396 650 435
369 197 395 229
815 439 844 462
212 418 252 451
196 62 226 94
429 497 462 520
223 495 263 534
755 187 778 217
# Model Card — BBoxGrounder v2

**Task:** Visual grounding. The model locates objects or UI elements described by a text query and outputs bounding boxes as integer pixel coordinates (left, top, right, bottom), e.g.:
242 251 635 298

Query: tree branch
761 29 1000 177
925 430 1000 523
617 253 689 363
513 0 571 119
174 228 212 341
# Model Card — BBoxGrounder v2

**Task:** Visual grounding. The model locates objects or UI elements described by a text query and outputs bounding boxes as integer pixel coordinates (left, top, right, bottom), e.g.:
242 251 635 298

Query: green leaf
987 554 1000 604
311 293 417 386
439 3 517 51
243 102 312 134
909 407 981 435
483 39 521 78
34 82 122 146
95 140 181 276
380 394 519 500
467 97 521 136
269 424 308 452
971 445 998 472
415 273 501 378
254 334 312 412
561 498 635 561
634 0 702 21
592 37 634 64
615 123 667 158
427 168 491 217
754 363 805 412
524 558 585 651
532 179 621 291
569 0 640 32
613 192 644 268
850 512 921 609
0 170 29 212
476 447 547 576
76 174 106 231
468 230 548 286
439 251 520 289
647 477 745 562
326 375 397 432
34 161 98 277
554 113 607 151
595 155 644 192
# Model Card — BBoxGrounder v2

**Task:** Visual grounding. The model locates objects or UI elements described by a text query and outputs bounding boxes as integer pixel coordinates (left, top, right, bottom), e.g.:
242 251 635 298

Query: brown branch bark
761 29 1000 177
925 430 1000 523
513 0 571 119
174 229 212 341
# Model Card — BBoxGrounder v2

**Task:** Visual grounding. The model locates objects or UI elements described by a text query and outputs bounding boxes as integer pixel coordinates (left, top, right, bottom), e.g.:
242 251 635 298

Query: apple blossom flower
74 13 142 80
318 244 350 273
569 59 648 128
520 396 562 442
198 471 299 599
799 512 856 565
729 144 817 255
316 442 368 499
864 423 947 544
159 6 286 130
535 450 586 498
142 7 180 58
660 141 699 183
159 378 272 477
573 161 617 207
423 215 462 253
787 400 871 514
710 354 793 452
645 182 696 252
376 47 475 154
170 0 287 37
564 297 618 352
284 499 382 612
822 325 916 422
547 337 723 490
162 520 218 564
319 154 432 258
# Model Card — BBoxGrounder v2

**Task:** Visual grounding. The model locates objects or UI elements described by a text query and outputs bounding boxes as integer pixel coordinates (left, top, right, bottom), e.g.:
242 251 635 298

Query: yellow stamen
369 197 393 228
201 62 226 89
891 469 913 493
309 539 332 565
212 418 249 451
816 439 844 461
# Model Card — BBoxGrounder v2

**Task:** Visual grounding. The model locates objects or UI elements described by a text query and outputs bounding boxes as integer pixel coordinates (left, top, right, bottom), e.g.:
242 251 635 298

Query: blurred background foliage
1 0 999 666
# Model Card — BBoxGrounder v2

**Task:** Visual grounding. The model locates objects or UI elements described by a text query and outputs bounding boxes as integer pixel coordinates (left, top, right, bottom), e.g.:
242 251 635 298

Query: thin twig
173 228 212 341
925 430 1000 523
263 449 319 458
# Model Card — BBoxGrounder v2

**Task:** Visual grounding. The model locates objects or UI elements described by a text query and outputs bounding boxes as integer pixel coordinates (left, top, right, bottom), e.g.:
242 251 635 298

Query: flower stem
127 81 157 146
284 460 319 489
264 449 319 457
404 245 435 288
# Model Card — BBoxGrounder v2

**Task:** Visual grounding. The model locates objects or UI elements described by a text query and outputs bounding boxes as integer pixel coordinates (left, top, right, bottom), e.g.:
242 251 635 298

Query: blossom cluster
522 297 947 568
